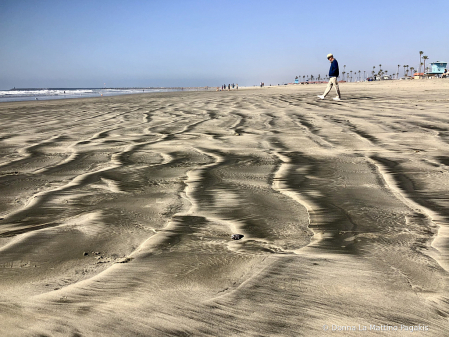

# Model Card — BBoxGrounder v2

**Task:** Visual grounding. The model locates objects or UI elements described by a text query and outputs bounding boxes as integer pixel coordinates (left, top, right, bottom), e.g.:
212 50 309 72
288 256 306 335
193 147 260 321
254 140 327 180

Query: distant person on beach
317 53 341 101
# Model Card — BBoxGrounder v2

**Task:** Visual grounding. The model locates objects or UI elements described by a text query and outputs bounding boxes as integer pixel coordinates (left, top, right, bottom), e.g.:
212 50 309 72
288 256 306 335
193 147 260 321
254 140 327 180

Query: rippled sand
1 80 449 336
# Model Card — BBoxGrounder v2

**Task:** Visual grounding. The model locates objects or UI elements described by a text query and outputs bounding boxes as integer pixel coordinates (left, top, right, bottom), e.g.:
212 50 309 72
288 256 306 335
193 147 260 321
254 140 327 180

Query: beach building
425 61 447 78
430 62 447 74
414 72 424 79
374 74 392 80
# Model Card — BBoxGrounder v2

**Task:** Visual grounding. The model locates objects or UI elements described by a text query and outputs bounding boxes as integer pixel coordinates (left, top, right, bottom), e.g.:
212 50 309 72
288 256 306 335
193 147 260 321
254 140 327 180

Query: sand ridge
0 80 449 335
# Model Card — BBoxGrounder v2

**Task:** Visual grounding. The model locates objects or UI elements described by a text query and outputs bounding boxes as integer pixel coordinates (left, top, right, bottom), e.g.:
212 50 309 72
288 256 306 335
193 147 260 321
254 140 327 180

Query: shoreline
2 78 448 104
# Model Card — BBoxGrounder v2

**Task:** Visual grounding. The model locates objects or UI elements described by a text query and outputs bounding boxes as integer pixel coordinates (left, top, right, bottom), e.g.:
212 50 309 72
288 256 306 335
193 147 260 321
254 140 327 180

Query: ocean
0 87 210 103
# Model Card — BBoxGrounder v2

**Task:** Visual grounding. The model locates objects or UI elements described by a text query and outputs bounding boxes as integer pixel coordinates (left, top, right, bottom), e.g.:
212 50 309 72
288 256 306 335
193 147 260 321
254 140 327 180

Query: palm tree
379 64 382 73
397 65 400 77
419 51 424 73
403 65 407 77
410 67 415 77
422 56 428 74
303 75 305 82
376 67 382 79
342 71 346 81
358 70 361 81
350 70 353 82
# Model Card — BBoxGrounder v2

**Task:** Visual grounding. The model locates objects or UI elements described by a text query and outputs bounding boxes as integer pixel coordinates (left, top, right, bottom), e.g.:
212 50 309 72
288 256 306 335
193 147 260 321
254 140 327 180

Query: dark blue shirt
329 59 339 77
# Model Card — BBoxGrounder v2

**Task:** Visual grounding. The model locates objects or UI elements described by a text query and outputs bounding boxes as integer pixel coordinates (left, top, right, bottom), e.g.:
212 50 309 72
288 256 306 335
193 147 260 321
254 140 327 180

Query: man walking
318 53 341 101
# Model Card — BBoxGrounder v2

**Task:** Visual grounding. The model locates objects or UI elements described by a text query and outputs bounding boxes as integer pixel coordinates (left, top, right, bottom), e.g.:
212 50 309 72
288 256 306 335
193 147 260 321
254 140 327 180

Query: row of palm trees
419 51 429 74
295 74 333 82
297 52 431 83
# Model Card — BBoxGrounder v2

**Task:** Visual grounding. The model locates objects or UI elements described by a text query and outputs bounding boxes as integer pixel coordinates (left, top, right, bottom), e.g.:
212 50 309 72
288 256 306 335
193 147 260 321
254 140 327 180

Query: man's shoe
333 97 341 101
317 95 325 99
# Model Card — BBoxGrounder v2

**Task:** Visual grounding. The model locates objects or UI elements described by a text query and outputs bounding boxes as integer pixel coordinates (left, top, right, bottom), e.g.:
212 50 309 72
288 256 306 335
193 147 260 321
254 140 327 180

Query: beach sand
1 80 449 336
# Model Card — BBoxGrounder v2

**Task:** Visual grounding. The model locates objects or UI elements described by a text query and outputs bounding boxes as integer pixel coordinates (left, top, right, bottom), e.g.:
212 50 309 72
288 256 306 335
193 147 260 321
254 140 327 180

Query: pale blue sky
1 0 447 88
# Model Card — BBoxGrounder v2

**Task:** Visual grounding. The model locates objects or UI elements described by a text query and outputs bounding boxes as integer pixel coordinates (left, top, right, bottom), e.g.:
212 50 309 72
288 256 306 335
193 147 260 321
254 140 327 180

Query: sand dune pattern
1 81 449 335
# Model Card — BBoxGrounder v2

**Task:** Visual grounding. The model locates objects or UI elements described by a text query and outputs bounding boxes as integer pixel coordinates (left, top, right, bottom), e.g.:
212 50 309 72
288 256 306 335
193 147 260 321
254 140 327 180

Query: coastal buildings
412 62 447 79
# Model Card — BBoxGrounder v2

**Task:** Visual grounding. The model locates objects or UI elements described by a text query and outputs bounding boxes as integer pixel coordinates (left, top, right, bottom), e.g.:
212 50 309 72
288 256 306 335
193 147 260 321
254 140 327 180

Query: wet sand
1 80 449 336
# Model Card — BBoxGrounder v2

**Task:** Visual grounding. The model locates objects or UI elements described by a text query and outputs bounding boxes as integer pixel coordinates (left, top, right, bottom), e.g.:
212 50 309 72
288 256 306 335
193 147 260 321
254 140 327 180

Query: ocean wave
0 87 210 102
0 88 142 102
0 89 95 97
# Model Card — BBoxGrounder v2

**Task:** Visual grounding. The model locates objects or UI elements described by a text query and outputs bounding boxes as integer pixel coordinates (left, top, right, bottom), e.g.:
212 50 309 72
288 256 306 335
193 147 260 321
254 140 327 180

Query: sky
1 0 448 89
